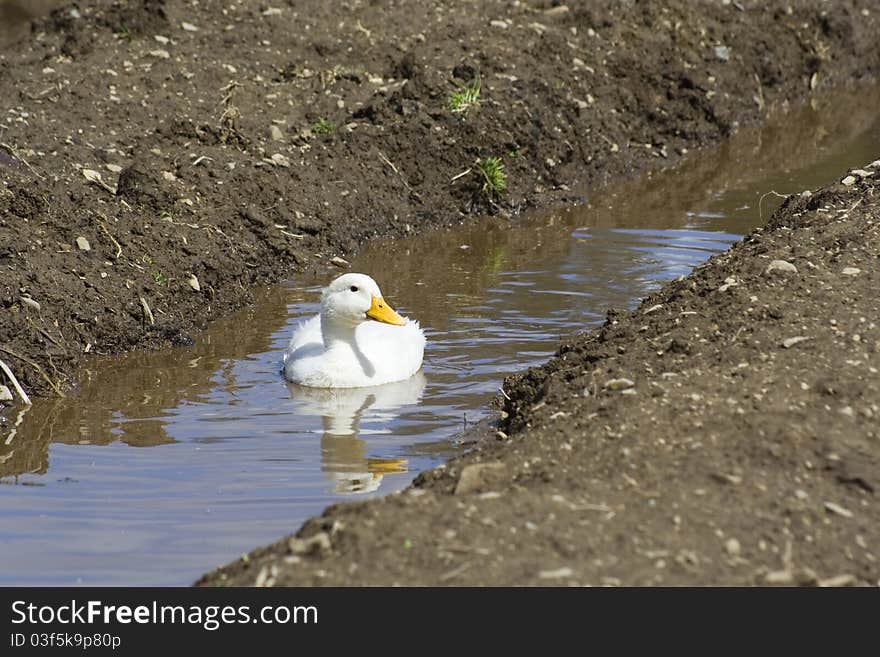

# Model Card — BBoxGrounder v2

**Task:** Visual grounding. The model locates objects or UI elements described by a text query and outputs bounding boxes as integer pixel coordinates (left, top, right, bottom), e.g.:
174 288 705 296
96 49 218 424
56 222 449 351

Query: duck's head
320 273 407 328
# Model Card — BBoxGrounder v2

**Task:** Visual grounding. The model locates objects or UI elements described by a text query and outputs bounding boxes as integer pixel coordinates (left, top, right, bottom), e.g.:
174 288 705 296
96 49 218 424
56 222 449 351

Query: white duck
283 273 425 388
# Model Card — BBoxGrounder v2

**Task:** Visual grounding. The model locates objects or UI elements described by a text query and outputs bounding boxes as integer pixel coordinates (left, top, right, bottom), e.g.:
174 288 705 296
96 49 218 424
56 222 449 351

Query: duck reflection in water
285 371 427 494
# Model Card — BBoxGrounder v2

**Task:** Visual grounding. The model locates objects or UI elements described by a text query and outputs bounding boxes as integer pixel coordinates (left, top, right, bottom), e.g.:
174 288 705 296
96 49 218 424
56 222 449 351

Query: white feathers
283 274 426 388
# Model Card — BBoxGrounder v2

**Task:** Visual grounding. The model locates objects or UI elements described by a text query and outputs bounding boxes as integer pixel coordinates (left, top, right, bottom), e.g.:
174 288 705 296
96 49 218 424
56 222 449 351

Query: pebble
538 567 573 579
841 267 861 276
764 259 797 275
604 378 635 391
724 538 741 556
187 275 201 292
105 163 123 173
713 45 731 61
824 501 854 518
781 336 810 349
490 20 509 29
269 125 284 141
818 574 856 587
270 153 290 167
181 22 199 32
0 385 12 402
330 256 350 268
288 532 331 555
21 296 41 312
765 570 794 584
841 175 856 186
76 236 91 251
148 49 171 59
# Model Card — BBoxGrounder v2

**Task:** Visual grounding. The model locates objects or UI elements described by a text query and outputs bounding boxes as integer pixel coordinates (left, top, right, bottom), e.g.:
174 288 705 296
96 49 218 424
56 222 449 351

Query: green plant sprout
311 118 334 135
448 76 481 116
476 156 507 197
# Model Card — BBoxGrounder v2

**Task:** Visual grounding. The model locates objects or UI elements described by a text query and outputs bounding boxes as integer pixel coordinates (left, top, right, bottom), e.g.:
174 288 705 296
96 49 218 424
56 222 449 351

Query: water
2 86 879 585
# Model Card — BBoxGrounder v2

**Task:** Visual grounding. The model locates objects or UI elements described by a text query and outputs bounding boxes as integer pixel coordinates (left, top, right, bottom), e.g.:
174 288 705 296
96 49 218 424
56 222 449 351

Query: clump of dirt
198 162 880 587
2 0 879 410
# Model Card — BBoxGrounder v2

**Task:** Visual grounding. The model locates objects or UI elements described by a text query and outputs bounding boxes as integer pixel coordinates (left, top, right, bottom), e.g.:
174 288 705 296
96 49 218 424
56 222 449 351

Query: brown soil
0 0 879 585
198 165 880 587
2 0 879 404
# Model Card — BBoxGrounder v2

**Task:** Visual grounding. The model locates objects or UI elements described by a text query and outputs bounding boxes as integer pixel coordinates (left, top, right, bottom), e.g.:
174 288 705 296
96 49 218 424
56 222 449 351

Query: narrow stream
2 86 879 585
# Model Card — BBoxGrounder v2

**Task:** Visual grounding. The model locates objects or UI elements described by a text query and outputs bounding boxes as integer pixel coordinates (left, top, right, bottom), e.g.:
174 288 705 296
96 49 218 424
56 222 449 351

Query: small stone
841 175 856 186
187 275 201 292
148 49 171 59
643 304 663 314
270 153 290 167
538 567 573 579
454 462 506 495
330 256 350 268
154 35 170 44
269 125 284 141
818 574 856 587
713 45 731 61
765 570 794 584
181 22 199 32
21 296 41 312
824 501 854 518
161 171 176 182
105 163 123 173
288 532 331 555
76 236 91 251
764 260 797 275
490 19 509 29
841 267 861 276
724 538 741 556
604 378 635 391
0 385 13 402
781 336 810 349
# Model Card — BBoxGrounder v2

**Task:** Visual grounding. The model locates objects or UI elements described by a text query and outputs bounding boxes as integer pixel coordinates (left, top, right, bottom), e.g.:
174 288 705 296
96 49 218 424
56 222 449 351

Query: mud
2 0 880 405
198 163 880 587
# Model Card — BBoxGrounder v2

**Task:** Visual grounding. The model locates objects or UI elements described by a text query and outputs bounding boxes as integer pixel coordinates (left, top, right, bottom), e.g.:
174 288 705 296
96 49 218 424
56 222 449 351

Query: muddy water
2 87 879 585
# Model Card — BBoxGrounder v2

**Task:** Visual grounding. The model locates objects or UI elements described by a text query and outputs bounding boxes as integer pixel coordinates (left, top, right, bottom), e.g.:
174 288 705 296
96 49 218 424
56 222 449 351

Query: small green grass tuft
476 156 507 197
311 118 334 135
448 76 481 116
115 24 133 42
152 271 168 285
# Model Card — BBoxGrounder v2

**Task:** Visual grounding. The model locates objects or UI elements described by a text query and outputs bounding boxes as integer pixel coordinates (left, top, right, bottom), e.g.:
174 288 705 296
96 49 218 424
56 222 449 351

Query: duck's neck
321 314 359 350
321 314 376 378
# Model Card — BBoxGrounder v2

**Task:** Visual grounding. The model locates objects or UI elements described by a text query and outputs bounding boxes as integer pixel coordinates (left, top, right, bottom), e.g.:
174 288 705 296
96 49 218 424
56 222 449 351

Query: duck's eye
349 286 359 292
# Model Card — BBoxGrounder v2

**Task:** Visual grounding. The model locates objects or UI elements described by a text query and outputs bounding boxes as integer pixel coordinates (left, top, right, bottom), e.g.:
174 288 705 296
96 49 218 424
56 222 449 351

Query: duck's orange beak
366 296 406 326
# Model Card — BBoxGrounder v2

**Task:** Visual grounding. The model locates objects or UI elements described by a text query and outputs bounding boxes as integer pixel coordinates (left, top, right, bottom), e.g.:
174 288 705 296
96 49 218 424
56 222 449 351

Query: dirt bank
2 0 880 409
198 161 879 586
